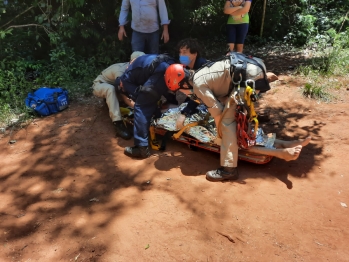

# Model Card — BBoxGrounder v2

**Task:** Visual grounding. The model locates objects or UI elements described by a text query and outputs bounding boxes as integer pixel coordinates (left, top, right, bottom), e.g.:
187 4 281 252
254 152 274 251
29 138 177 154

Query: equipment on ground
25 87 69 116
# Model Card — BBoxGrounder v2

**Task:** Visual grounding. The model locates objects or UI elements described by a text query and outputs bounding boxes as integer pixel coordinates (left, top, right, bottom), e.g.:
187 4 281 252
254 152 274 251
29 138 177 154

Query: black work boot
206 167 239 182
124 146 150 159
113 120 132 140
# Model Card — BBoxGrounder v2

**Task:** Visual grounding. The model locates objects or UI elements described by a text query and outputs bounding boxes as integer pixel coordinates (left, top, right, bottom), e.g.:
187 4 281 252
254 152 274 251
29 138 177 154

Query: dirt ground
1 69 349 261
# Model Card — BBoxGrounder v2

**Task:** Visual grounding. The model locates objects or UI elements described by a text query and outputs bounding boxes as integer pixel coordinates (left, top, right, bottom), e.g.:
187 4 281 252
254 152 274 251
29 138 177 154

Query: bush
0 43 99 128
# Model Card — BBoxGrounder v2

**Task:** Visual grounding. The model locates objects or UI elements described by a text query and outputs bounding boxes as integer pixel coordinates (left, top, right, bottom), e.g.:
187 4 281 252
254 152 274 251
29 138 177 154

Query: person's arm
118 0 130 41
161 24 169 44
176 83 223 129
157 0 170 43
122 79 140 100
227 1 252 16
121 94 135 108
194 86 223 118
224 1 243 15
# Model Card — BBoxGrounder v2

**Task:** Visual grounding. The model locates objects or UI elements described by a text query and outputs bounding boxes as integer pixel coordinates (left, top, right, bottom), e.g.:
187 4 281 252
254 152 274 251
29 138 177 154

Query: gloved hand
181 99 199 116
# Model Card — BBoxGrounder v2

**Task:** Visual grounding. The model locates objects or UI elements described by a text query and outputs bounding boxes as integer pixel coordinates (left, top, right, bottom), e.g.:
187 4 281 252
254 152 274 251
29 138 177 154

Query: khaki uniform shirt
191 59 232 117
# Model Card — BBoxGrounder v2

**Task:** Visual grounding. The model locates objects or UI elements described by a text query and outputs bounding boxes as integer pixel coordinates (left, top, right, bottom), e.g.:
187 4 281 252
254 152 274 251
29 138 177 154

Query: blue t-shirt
193 57 208 70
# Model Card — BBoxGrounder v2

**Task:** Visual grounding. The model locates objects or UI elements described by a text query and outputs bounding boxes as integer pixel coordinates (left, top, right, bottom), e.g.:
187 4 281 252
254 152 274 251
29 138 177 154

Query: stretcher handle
149 126 161 150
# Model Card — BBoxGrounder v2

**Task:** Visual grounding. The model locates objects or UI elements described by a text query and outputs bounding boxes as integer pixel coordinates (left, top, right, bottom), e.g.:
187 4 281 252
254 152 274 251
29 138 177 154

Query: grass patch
302 82 333 102
298 47 349 102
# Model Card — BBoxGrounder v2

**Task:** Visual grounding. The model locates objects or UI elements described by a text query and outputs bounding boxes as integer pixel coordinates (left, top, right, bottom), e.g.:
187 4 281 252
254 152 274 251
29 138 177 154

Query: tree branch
4 24 54 35
0 5 36 29
338 11 348 33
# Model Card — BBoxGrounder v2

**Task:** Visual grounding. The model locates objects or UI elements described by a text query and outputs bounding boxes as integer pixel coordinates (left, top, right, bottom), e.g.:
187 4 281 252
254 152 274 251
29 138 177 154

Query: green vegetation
0 0 348 128
297 28 349 101
0 42 98 128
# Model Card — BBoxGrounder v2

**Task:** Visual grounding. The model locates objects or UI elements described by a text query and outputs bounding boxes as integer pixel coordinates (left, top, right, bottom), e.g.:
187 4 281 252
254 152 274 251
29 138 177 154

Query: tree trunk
260 0 267 37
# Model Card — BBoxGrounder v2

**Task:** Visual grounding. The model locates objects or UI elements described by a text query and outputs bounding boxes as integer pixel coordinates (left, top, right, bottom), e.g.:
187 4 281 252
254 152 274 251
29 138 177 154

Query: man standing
118 0 170 54
114 54 176 158
92 51 145 140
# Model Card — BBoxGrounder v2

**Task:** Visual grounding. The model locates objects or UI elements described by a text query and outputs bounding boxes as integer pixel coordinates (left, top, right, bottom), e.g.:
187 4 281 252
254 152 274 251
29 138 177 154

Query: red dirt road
1 77 349 261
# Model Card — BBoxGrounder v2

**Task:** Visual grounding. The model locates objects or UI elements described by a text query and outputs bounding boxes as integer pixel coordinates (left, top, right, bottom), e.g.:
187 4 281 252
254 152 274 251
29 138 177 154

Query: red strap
236 107 256 149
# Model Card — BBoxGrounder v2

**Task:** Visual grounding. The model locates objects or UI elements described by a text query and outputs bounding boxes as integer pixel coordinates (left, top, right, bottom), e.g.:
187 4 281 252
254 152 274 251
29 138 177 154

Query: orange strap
236 105 256 149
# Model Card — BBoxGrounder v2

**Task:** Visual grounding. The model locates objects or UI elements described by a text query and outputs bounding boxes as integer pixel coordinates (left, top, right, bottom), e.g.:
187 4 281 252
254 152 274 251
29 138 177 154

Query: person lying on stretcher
164 62 312 182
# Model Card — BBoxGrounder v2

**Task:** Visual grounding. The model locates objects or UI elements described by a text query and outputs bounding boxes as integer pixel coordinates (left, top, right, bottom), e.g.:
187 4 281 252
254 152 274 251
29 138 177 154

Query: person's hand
118 26 127 41
161 31 169 43
161 25 169 43
176 114 186 129
121 94 134 108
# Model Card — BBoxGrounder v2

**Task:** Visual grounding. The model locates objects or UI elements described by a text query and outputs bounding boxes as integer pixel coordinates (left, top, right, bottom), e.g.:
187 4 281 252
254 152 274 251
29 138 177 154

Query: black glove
181 99 200 116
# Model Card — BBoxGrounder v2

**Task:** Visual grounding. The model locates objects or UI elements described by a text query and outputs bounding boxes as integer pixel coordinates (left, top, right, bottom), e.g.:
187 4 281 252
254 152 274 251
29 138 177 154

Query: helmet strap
178 79 192 89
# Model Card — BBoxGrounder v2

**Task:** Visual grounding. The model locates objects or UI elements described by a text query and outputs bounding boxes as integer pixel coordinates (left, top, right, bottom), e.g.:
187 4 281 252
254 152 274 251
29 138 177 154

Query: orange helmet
165 64 189 91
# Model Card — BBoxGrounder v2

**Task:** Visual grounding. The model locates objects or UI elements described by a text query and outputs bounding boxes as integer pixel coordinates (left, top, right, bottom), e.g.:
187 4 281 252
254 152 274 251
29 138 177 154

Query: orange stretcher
120 83 273 165
148 123 273 165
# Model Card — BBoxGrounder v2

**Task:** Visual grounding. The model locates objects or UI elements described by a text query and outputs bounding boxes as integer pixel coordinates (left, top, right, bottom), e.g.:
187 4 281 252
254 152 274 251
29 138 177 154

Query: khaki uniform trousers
92 75 122 122
220 92 238 168
191 59 243 168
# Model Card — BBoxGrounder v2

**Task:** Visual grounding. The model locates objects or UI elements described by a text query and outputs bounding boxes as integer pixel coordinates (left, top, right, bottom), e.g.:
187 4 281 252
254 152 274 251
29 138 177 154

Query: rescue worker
164 60 311 182
114 54 177 158
92 51 145 140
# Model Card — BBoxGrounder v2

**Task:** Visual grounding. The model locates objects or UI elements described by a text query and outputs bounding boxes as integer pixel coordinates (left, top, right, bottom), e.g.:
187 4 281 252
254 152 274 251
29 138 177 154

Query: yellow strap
173 122 199 140
149 126 160 150
251 117 259 136
244 86 253 107
244 86 259 136
244 86 258 119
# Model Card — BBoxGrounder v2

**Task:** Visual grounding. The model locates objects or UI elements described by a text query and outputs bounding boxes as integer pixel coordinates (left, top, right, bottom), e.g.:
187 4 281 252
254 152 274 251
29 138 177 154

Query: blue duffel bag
25 87 69 116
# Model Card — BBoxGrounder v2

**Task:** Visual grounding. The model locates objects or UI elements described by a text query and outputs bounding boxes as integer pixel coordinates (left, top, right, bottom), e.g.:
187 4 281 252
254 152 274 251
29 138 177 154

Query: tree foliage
1 0 348 63
0 0 348 126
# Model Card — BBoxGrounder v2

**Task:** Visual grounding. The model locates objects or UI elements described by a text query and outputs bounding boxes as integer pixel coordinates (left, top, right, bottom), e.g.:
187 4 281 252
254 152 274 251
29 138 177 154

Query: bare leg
247 145 303 161
228 43 235 52
236 44 244 53
274 136 311 149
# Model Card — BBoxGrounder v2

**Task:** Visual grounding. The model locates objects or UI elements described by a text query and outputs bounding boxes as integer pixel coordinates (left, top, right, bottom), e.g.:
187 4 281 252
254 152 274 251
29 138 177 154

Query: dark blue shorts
226 23 249 44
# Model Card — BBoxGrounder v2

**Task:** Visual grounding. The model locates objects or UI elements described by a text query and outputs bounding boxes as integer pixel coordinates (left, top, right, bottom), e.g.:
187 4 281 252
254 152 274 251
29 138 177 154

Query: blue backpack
25 87 69 116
